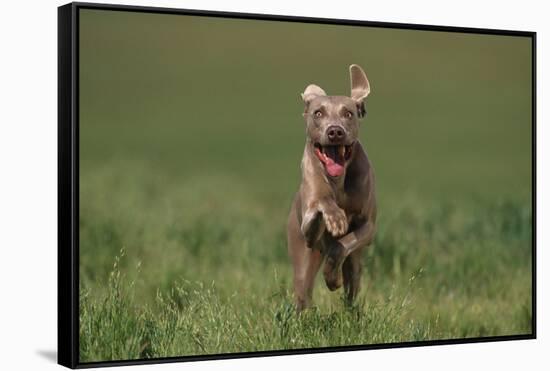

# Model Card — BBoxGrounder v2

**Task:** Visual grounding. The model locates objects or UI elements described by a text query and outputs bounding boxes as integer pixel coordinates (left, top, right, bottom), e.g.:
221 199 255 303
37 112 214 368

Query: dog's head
301 64 370 178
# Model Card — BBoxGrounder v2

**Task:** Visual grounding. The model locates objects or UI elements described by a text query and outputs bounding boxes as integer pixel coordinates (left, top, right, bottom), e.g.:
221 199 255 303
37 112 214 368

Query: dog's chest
335 190 363 217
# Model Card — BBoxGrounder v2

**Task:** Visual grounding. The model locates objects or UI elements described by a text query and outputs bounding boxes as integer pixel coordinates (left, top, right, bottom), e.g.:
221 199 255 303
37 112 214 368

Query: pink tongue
325 158 345 177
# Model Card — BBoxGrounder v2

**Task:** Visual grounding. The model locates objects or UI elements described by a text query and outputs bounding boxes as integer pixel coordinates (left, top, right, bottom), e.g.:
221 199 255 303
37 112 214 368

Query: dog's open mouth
314 143 353 177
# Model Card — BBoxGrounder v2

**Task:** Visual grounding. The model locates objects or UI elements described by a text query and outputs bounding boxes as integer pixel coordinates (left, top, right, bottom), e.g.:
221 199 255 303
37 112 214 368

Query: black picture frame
58 2 537 369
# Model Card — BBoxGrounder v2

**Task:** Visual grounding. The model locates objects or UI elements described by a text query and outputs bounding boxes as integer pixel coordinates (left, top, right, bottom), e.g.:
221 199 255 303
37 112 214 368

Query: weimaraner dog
287 64 376 311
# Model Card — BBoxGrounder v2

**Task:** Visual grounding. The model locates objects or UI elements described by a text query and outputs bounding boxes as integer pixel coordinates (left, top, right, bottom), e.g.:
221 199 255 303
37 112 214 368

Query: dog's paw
322 206 348 237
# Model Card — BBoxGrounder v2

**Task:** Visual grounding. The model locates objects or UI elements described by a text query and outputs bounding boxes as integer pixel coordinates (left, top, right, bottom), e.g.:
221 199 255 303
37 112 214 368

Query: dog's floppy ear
301 84 326 106
349 64 370 118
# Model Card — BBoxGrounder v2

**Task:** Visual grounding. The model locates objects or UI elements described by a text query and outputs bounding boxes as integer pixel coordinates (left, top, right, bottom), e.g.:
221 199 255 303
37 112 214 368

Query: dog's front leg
300 207 325 247
301 198 348 247
317 199 348 237
322 220 375 291
338 220 376 256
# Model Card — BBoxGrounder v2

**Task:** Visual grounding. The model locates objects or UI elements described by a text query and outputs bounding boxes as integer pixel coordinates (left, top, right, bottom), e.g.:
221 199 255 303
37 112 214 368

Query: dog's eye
344 111 353 119
314 110 323 118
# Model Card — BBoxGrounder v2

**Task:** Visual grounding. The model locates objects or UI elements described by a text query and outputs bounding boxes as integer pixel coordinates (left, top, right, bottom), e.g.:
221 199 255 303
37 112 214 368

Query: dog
287 64 376 311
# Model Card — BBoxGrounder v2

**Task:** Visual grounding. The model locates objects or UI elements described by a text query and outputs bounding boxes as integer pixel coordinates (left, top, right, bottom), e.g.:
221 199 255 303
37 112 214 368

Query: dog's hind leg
293 244 323 311
288 205 323 311
322 237 344 291
342 248 363 306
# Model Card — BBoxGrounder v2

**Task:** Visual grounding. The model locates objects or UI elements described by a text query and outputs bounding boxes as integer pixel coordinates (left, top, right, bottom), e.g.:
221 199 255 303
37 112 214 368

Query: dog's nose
327 126 345 142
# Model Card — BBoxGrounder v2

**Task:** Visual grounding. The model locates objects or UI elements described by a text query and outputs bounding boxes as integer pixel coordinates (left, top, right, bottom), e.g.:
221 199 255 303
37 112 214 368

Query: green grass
78 165 532 362
78 9 533 363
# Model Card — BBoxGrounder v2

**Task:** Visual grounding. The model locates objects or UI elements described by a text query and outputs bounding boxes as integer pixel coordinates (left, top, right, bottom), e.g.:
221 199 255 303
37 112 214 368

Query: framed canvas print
58 2 536 368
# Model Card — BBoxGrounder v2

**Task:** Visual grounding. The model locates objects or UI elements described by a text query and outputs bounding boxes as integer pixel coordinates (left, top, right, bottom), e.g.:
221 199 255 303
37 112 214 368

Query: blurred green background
78 9 532 362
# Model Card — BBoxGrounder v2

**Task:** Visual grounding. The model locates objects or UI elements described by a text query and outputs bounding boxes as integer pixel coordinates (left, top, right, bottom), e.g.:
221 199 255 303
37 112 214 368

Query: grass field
78 9 533 362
